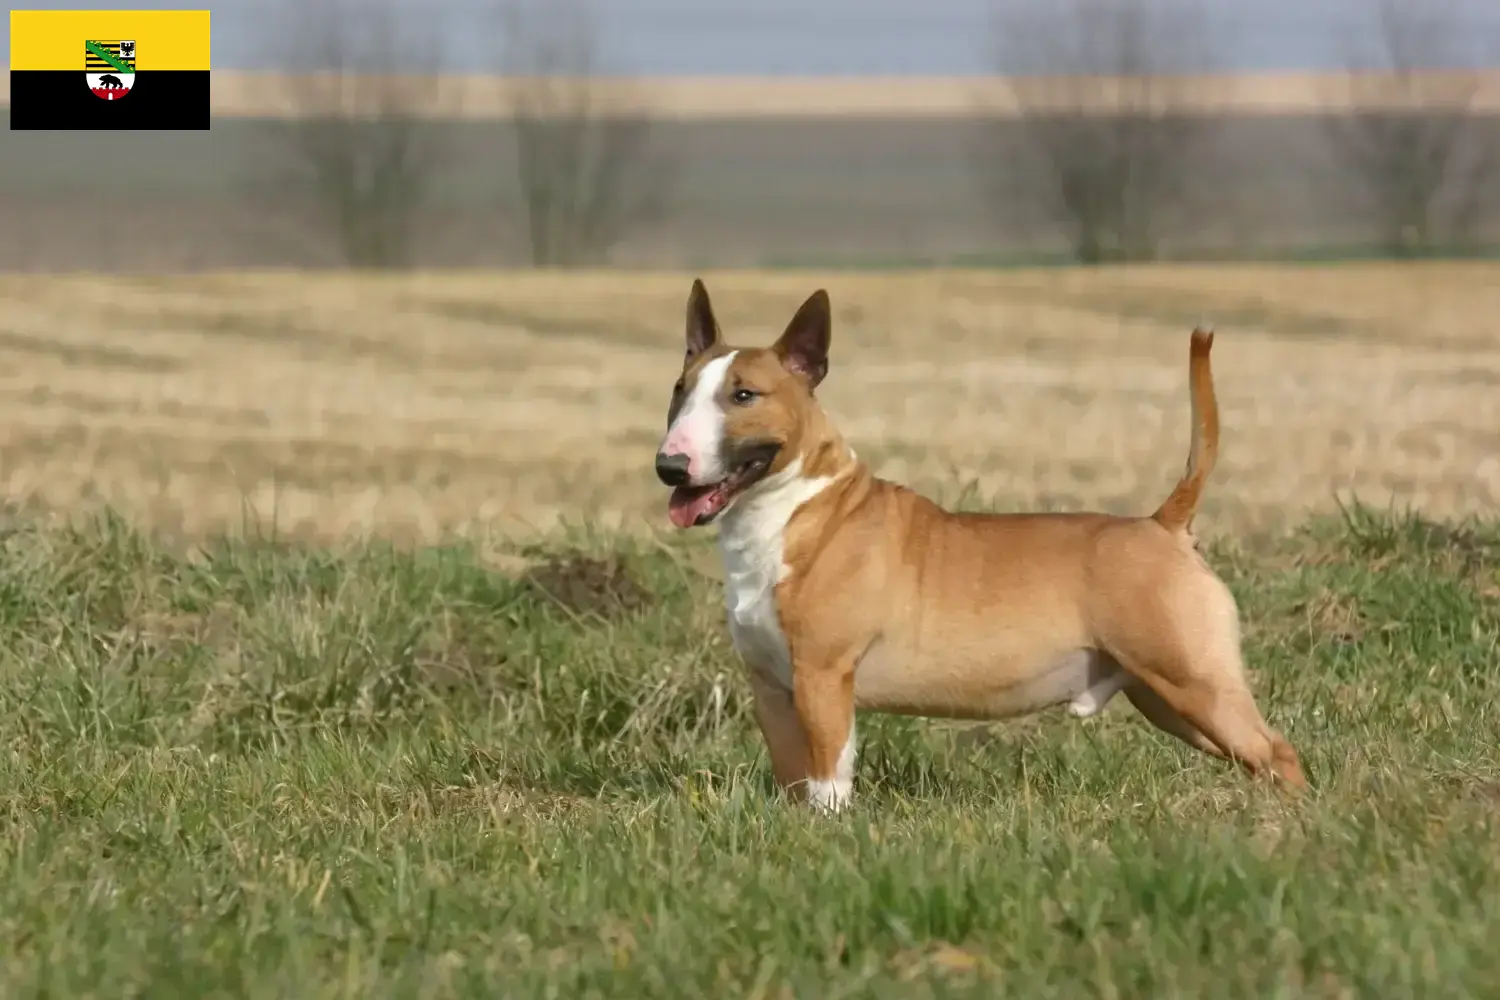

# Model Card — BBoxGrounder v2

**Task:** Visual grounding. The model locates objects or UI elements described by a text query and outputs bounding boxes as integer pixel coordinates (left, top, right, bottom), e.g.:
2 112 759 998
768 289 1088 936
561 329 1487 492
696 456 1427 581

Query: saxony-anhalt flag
9 10 211 129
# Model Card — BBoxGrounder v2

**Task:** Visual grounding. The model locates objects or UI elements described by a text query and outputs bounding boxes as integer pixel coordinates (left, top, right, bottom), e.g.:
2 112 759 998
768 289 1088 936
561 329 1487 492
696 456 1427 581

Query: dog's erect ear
684 278 722 361
773 289 831 390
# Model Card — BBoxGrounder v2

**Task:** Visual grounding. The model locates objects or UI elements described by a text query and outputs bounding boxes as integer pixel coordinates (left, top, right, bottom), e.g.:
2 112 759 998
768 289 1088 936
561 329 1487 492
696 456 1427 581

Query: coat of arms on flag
86 39 136 100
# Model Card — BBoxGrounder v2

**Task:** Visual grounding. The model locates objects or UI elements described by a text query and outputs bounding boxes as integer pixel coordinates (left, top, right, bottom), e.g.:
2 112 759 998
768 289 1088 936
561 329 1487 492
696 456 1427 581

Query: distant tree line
250 0 1498 269
252 0 670 268
976 0 1499 263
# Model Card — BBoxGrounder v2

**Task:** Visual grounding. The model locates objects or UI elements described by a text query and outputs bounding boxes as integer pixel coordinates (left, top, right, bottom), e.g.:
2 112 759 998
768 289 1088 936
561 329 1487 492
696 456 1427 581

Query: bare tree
498 0 671 267
975 0 1219 264
1326 0 1499 256
254 0 449 268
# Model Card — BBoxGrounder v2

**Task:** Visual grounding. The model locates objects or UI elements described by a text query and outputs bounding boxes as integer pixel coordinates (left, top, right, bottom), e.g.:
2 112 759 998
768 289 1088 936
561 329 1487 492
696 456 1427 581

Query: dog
654 280 1307 811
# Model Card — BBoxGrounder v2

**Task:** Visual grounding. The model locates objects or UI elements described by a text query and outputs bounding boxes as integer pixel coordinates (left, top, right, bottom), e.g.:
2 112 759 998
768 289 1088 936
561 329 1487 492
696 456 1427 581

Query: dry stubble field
0 262 1497 544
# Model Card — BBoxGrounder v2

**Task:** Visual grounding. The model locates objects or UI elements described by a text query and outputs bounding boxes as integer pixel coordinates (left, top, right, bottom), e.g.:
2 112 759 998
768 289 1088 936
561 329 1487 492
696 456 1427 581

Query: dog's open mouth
667 444 779 528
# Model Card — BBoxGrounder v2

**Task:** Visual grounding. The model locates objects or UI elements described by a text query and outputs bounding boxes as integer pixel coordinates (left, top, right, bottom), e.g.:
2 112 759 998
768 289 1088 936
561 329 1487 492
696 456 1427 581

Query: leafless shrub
254 0 450 268
498 0 672 267
975 0 1221 263
1325 0 1499 256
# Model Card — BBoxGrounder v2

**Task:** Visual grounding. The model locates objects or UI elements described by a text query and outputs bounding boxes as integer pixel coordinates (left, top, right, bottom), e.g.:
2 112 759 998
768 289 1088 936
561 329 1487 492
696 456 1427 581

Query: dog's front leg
791 658 857 813
747 669 812 800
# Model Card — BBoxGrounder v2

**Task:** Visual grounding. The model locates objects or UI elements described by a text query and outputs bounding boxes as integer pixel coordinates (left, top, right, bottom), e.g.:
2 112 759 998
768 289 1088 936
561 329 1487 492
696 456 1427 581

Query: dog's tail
1151 328 1218 535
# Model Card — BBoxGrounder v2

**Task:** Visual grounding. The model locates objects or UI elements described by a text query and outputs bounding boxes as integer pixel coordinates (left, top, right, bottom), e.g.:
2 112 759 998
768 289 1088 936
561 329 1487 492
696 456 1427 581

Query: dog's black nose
655 452 691 486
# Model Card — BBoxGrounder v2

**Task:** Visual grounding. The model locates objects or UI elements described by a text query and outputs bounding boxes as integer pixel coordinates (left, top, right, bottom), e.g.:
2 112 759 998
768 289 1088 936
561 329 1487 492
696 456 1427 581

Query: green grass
0 505 1497 997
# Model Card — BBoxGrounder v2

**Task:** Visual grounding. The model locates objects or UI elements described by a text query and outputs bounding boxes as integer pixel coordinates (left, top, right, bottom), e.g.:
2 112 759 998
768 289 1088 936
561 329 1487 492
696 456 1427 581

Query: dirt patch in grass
519 552 652 620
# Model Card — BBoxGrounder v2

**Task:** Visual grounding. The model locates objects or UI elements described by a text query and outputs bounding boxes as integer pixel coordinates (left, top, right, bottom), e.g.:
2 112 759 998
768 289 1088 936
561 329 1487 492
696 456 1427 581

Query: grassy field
0 505 1495 996
0 263 1497 994
1 263 1498 547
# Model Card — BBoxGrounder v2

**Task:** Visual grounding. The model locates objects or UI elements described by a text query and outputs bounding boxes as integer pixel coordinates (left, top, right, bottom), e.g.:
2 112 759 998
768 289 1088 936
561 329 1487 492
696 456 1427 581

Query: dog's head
654 279 832 529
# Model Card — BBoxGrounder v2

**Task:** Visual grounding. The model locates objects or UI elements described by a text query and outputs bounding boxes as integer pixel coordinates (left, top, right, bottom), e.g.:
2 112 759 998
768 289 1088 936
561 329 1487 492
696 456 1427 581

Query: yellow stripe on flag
9 10 211 71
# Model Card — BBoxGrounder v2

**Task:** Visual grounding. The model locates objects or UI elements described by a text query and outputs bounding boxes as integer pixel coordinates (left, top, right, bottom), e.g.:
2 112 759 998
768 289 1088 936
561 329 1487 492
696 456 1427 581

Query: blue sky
5 0 1498 74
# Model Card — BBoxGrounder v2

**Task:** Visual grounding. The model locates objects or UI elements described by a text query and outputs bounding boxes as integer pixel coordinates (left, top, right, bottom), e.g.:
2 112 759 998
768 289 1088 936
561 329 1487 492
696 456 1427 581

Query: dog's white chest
716 460 834 691
722 547 793 689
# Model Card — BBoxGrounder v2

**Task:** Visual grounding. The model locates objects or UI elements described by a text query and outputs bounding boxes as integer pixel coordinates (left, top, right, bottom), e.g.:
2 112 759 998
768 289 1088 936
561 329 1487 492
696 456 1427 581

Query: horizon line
4 69 1499 117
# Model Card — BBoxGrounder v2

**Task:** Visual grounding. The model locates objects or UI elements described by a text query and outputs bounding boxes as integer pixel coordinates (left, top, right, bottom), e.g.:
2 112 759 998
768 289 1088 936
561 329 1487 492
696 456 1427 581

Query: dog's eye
731 388 757 405
672 380 685 396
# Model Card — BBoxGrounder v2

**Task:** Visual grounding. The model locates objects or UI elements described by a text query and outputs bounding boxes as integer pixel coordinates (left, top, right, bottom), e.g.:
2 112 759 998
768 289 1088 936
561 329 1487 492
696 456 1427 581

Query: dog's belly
853 644 1129 720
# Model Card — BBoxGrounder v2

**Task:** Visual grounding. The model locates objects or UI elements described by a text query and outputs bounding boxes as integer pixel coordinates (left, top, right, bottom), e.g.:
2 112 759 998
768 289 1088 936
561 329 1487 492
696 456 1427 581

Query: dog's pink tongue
668 485 719 528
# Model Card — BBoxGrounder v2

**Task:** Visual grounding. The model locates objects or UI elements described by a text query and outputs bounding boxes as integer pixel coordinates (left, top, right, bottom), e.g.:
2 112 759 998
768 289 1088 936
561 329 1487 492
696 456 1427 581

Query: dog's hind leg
1123 681 1227 759
1171 675 1306 789
1119 649 1305 788
1102 575 1307 790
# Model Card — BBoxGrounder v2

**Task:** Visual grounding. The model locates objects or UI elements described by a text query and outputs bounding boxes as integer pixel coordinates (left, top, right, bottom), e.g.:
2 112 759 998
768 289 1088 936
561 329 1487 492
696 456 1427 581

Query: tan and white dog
654 279 1307 811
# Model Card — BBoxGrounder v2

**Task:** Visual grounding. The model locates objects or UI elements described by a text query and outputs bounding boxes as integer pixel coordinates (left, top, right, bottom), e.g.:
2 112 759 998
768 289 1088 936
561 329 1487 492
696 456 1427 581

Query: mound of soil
521 553 651 620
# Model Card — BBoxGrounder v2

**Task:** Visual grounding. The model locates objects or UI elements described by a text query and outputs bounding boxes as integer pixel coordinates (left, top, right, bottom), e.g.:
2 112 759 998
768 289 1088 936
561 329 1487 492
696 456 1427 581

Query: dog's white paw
805 777 853 814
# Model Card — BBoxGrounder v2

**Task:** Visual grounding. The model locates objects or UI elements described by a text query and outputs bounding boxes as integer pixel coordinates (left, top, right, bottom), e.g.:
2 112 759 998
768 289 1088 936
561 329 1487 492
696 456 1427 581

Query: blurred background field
4 106 1496 274
1 264 1497 547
